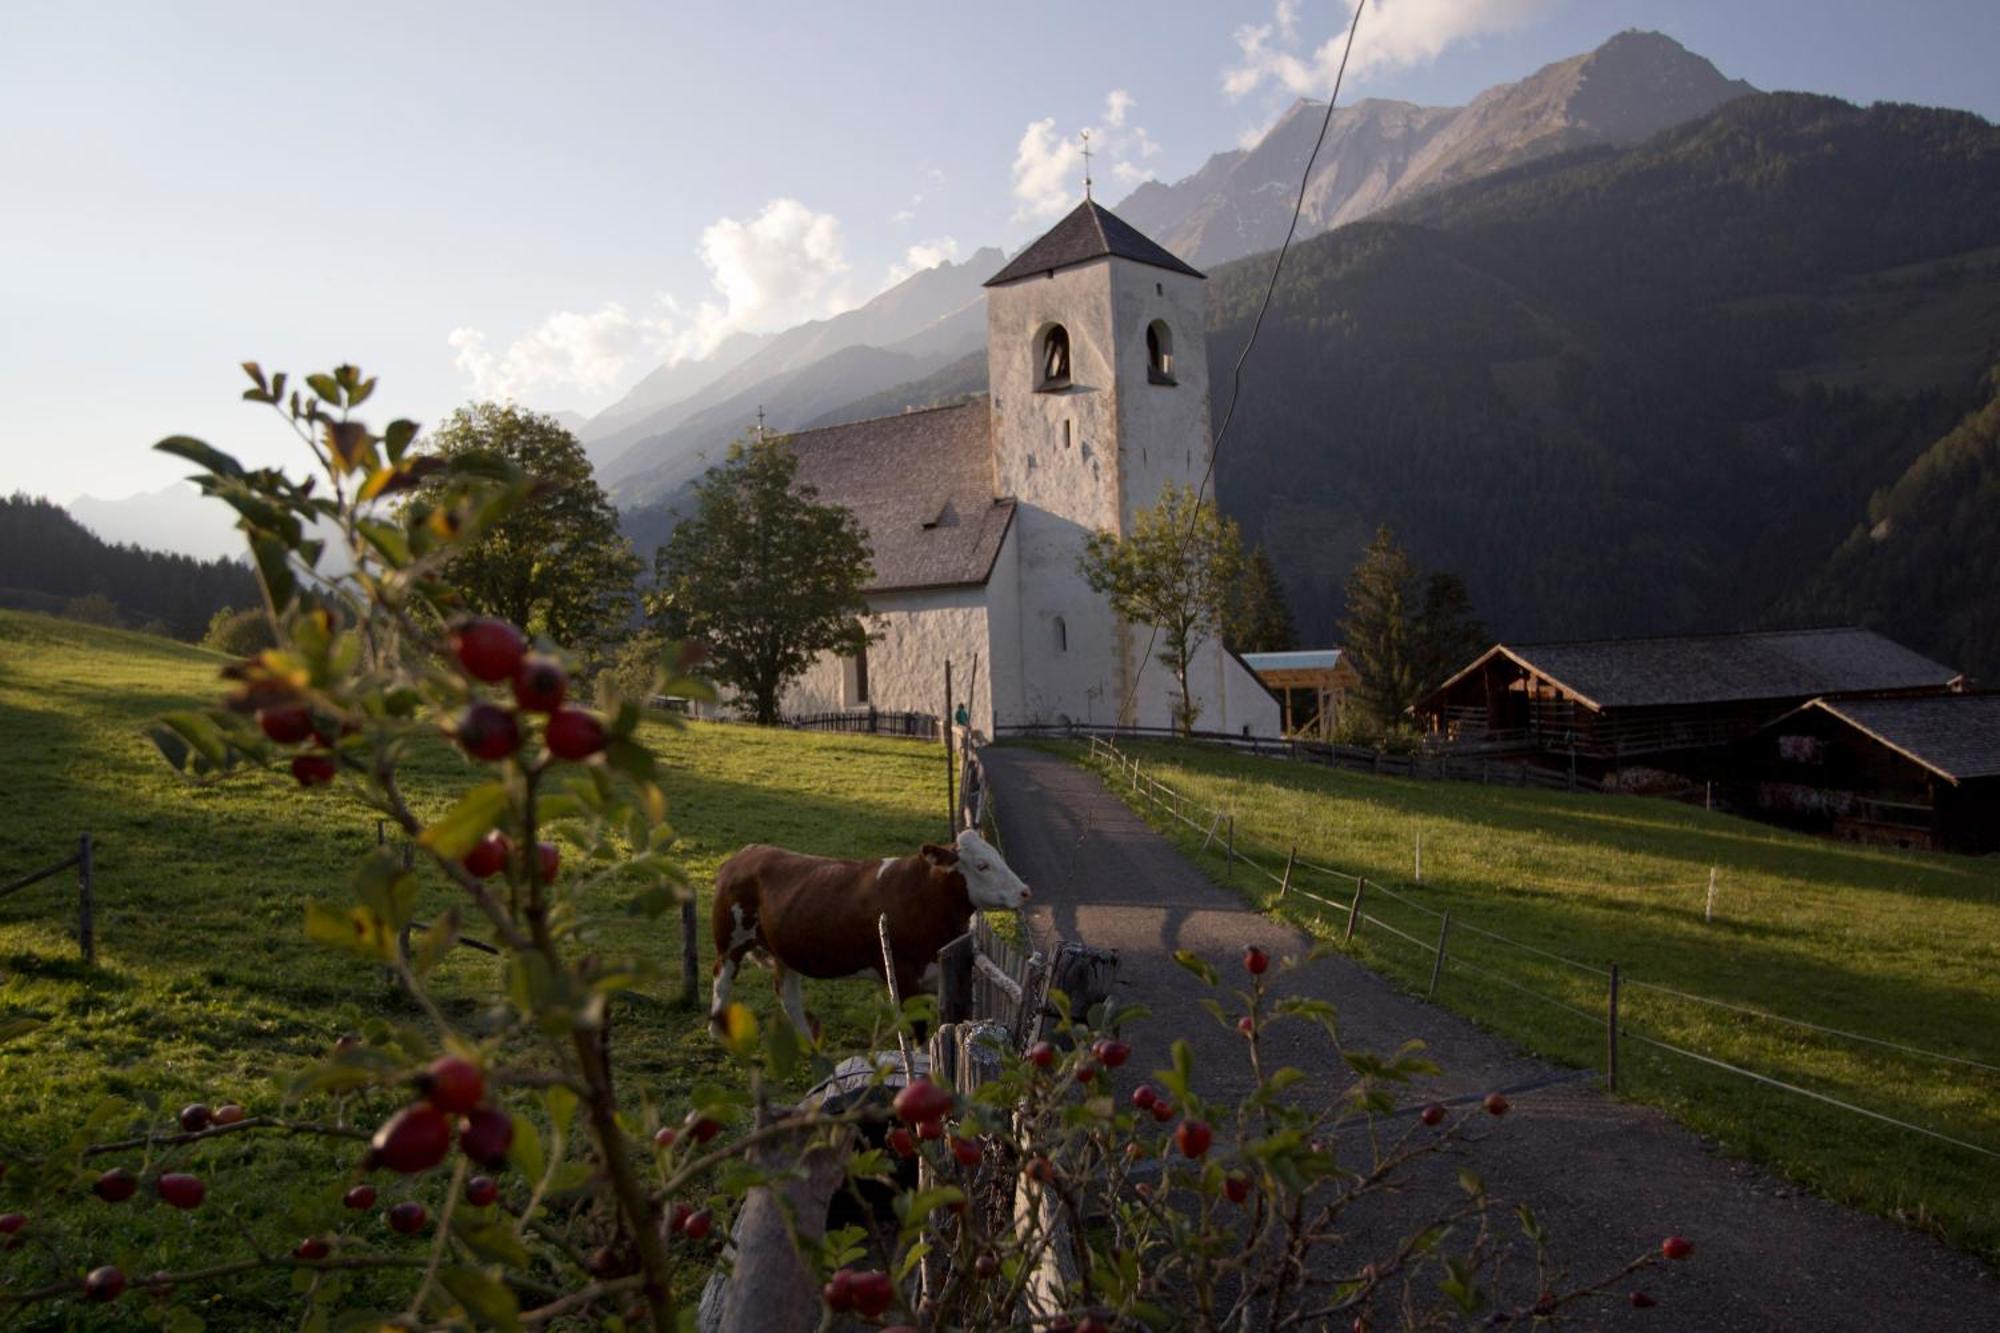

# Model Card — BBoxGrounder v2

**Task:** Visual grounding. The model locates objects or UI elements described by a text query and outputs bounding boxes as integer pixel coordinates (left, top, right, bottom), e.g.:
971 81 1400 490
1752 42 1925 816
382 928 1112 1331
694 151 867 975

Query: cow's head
921 829 1031 909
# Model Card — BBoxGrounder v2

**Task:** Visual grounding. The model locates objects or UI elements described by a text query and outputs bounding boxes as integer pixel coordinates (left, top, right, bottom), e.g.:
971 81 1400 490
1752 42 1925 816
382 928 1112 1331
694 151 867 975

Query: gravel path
982 746 1998 1332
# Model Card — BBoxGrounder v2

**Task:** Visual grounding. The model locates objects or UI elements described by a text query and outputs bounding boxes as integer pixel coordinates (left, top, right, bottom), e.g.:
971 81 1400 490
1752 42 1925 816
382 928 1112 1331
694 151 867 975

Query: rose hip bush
0 367 1684 1329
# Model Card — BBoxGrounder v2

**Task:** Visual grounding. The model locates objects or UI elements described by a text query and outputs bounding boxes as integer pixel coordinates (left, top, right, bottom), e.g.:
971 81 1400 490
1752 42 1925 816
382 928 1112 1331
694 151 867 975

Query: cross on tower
1081 130 1093 201
755 405 767 442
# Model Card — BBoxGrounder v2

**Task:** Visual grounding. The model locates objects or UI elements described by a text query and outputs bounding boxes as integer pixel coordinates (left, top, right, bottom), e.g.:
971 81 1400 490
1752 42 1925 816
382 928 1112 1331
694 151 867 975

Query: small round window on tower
1146 320 1175 385
1038 324 1072 391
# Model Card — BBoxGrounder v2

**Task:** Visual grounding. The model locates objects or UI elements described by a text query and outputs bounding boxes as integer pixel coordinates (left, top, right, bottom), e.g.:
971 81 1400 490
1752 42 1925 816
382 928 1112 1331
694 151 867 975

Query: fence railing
788 708 940 740
1083 735 2000 1165
1005 722 1603 793
0 832 96 963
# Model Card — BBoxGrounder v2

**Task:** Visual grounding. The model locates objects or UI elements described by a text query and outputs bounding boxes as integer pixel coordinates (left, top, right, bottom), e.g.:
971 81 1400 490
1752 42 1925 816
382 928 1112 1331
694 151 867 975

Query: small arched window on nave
1039 324 1071 391
1146 319 1175 385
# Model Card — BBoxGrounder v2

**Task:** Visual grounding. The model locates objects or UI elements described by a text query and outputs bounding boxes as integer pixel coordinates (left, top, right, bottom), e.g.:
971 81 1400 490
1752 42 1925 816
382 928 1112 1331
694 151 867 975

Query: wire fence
1083 735 2000 1165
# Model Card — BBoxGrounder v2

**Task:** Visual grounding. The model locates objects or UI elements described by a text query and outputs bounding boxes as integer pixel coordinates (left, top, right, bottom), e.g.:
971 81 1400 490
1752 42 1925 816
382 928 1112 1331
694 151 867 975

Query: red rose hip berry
459 1105 514 1167
1091 1038 1131 1068
892 1078 954 1125
1243 945 1269 975
1661 1235 1693 1261
1174 1119 1213 1159
450 618 525 683
535 841 561 884
343 1184 376 1210
294 1237 330 1261
417 1056 486 1115
179 1103 212 1133
823 1269 855 1312
1131 1084 1158 1111
367 1103 452 1174
456 702 521 762
84 1265 126 1302
847 1270 894 1318
0 1213 24 1235
1026 1041 1056 1069
511 654 567 713
544 708 606 761
465 1175 498 1207
1483 1092 1510 1117
156 1173 205 1210
461 832 510 879
92 1168 138 1202
1419 1103 1446 1127
291 754 337 787
886 1127 916 1158
681 1209 713 1242
258 706 313 744
213 1103 246 1126
387 1201 428 1235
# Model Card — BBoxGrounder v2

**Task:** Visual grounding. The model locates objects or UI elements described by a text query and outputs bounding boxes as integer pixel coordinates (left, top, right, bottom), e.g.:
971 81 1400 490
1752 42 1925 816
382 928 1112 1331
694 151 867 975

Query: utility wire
1120 0 1367 727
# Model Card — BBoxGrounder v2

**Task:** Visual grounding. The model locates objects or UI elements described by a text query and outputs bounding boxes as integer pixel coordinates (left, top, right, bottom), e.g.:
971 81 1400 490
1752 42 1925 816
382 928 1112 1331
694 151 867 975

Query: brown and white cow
710 828 1031 1038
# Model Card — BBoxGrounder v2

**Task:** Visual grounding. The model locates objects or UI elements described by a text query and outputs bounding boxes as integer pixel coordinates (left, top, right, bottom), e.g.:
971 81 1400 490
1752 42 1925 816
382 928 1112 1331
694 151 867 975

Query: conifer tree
1226 544 1299 654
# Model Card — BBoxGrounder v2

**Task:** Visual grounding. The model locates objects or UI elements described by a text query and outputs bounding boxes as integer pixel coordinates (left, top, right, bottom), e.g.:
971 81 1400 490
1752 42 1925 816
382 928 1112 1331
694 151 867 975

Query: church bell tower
982 199 1213 729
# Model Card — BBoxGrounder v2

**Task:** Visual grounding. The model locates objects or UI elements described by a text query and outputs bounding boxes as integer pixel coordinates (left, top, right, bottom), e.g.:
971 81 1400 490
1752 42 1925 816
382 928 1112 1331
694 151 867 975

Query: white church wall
778 586 995 735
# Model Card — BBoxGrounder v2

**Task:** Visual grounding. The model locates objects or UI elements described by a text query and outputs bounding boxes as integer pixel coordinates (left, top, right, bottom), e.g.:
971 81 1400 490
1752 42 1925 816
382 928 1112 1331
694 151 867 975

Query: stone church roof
784 399 1014 594
985 199 1205 287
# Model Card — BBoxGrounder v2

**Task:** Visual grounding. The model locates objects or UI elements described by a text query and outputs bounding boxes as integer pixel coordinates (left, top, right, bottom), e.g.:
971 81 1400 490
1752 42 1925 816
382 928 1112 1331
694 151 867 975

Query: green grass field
1073 739 2000 1261
0 610 956 1324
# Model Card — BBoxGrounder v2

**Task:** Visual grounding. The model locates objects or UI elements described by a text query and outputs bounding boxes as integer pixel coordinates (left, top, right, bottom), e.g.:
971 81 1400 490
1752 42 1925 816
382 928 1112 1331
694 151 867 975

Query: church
777 198 1281 739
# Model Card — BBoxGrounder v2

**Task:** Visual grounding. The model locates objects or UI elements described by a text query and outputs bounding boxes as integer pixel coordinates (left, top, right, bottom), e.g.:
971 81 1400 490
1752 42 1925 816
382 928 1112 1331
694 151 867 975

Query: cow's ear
920 843 960 867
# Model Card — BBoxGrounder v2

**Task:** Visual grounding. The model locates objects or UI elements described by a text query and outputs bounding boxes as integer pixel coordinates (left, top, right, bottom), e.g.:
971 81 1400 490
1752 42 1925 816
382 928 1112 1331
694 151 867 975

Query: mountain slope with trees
0 493 257 638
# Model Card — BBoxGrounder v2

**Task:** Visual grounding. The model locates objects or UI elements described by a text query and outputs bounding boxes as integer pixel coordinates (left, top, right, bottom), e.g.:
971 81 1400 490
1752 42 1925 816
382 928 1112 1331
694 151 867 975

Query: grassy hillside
0 610 953 1323
1075 740 2000 1260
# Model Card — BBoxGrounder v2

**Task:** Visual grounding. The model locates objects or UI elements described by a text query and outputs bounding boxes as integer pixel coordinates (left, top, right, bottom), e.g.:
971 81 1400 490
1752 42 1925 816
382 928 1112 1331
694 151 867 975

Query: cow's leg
710 900 761 1025
773 964 815 1044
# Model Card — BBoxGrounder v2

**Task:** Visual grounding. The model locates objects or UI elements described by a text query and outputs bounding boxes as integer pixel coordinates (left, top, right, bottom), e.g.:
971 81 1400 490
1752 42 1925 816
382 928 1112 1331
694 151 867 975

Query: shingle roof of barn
985 199 1204 287
1791 694 2000 783
1430 628 1961 711
783 399 1013 594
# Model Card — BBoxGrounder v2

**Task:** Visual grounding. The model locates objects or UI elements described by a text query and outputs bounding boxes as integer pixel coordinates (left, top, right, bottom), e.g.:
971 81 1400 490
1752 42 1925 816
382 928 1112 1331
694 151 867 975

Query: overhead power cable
1119 0 1367 726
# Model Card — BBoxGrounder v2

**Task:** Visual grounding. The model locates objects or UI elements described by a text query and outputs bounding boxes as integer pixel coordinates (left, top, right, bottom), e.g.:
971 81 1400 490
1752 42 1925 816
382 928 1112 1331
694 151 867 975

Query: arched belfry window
1038 324 1071 391
1053 615 1068 654
1146 320 1175 385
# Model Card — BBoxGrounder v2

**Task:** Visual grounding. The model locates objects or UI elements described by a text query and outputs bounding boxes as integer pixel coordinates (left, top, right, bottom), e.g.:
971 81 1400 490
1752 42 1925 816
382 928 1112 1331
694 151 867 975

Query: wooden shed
1240 649 1360 741
1414 628 1963 772
1739 694 2000 853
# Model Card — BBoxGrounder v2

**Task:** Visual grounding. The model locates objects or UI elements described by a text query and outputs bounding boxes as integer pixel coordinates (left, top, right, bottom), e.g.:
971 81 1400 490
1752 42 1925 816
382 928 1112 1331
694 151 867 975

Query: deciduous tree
412 403 639 654
1081 482 1245 736
648 437 874 726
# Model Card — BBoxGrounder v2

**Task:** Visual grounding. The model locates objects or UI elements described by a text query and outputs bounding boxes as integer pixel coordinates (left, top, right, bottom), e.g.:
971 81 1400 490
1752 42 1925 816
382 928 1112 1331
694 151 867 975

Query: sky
4 0 1997 508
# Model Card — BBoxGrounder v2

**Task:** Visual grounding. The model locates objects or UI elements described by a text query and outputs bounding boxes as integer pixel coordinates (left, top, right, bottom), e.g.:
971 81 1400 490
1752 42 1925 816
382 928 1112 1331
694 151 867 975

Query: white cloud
450 197 858 398
448 305 661 403
887 237 961 284
1225 0 1557 97
1010 95 1165 223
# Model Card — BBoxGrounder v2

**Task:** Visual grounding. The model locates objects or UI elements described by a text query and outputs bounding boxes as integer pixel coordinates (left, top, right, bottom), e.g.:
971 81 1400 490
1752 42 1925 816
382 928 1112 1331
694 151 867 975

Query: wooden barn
1414 628 1963 772
1240 649 1360 741
1739 694 2000 853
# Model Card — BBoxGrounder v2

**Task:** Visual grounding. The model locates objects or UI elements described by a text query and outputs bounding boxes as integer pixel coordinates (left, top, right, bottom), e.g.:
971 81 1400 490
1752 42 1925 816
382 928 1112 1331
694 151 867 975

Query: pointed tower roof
984 199 1204 287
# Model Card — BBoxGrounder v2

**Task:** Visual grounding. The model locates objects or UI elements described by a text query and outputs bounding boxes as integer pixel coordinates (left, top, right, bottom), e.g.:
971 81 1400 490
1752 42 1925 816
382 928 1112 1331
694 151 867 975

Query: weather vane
1081 129 1093 201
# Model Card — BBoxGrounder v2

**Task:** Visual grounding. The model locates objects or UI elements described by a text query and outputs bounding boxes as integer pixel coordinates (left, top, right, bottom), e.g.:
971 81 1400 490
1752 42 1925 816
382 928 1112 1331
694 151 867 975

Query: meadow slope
1073 739 2000 1260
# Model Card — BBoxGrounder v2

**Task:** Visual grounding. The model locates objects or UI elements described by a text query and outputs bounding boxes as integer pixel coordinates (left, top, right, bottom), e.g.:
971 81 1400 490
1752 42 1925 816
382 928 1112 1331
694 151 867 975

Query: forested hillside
0 494 257 638
1796 369 2000 678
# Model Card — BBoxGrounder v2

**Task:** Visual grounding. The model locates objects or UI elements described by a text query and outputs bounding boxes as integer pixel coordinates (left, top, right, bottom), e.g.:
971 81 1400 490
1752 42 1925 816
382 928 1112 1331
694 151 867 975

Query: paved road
982 746 1998 1332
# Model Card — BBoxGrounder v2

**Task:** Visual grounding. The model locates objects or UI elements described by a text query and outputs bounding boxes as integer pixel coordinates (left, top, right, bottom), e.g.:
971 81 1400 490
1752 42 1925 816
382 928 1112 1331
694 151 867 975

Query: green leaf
410 909 460 978
419 782 509 859
304 900 397 962
542 1085 578 1139
383 419 420 462
453 1218 532 1269
250 532 297 612
506 1113 545 1181
161 711 230 767
1172 949 1218 986
603 736 656 782
305 372 343 406
148 723 192 773
154 434 244 478
438 1266 521 1331
896 1240 930 1280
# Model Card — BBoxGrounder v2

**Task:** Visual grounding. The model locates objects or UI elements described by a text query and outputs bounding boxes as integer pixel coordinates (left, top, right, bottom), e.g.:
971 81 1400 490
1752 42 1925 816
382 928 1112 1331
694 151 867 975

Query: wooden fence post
1200 812 1221 853
1427 911 1451 997
936 933 975 1025
1704 866 1717 924
76 832 95 965
680 896 701 1009
943 660 956 835
1344 879 1366 942
1606 963 1621 1092
1278 846 1296 900
1414 830 1423 883
1225 817 1235 881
